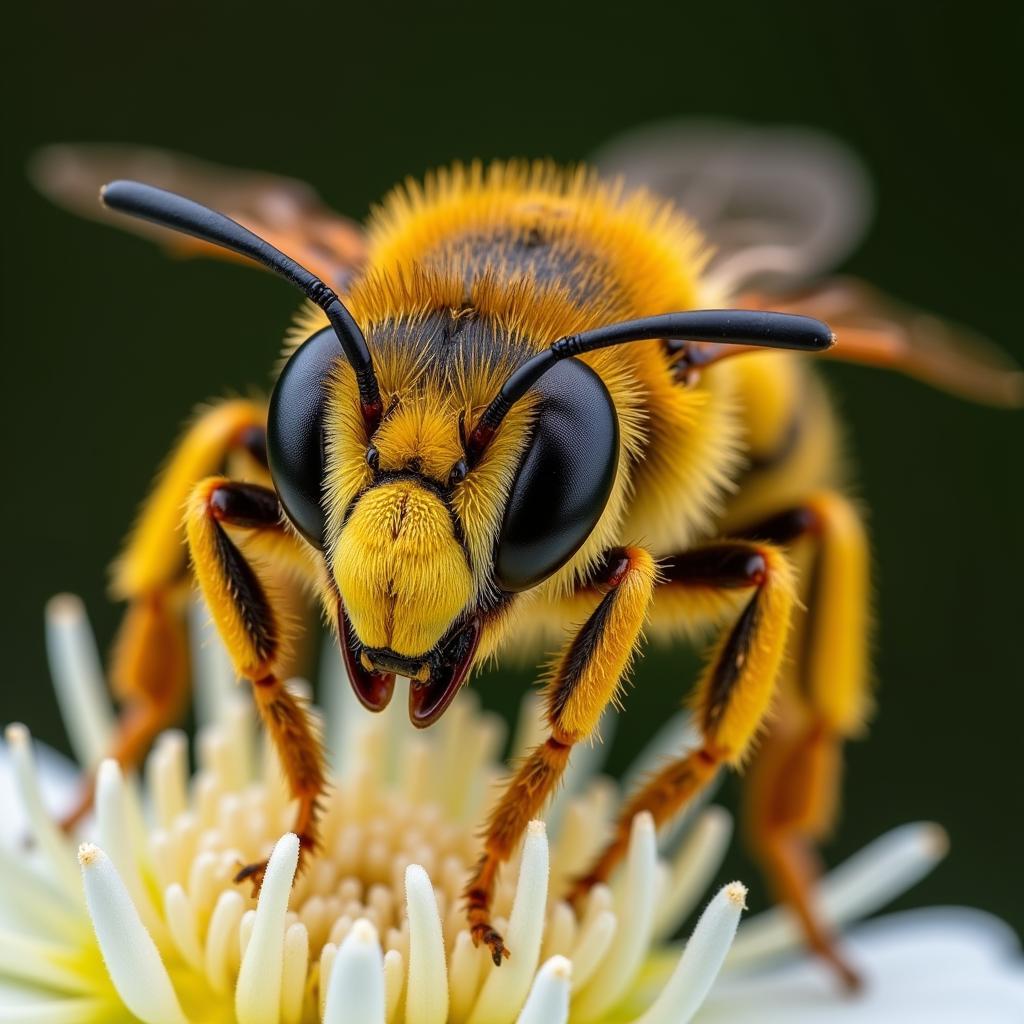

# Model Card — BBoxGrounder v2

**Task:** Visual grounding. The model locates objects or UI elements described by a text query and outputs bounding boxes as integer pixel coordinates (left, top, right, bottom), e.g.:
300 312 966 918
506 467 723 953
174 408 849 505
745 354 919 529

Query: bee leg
568 541 797 904
735 492 870 990
59 400 268 832
744 723 861 989
464 546 656 965
184 477 325 895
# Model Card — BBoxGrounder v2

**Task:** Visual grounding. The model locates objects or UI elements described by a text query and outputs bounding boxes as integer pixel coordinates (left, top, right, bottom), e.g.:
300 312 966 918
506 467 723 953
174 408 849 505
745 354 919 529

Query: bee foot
234 858 268 898
471 922 510 966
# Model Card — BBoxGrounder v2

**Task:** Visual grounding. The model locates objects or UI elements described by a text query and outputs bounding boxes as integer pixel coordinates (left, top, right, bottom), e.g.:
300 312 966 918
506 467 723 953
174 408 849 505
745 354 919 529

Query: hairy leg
185 477 324 893
464 547 656 964
737 492 871 989
569 540 796 896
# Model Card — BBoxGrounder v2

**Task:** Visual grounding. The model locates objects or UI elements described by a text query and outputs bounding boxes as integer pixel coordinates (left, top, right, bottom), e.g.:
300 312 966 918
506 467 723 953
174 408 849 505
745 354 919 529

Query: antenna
101 180 382 427
467 310 834 461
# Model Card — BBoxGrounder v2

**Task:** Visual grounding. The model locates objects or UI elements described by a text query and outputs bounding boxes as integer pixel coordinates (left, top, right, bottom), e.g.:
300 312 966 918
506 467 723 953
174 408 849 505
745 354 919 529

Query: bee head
265 320 619 726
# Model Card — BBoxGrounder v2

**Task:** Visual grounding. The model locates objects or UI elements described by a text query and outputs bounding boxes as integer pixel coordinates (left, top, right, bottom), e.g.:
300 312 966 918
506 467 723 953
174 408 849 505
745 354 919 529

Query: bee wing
29 144 366 287
592 118 873 293
741 278 1024 408
595 121 1021 408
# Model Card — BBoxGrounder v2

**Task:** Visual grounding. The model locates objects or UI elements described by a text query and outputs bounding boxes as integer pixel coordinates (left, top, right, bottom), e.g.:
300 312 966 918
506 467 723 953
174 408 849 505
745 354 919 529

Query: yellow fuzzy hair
291 160 748 642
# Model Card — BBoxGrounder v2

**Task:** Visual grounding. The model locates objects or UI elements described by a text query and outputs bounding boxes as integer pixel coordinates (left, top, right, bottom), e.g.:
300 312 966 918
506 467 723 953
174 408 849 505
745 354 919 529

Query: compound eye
267 327 340 548
494 359 619 592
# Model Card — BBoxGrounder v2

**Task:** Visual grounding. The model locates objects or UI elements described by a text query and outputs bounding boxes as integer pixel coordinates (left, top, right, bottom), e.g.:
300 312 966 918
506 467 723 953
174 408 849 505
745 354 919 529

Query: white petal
568 910 617 993
573 812 659 1021
147 731 190 830
703 908 1024 1023
96 759 168 945
79 843 189 1024
384 948 406 1023
621 711 694 792
0 930 93 994
404 864 448 1024
44 594 114 770
164 884 203 971
653 806 733 941
235 833 299 1024
0 839 87 941
4 725 80 898
728 822 947 968
631 881 746 1024
280 922 310 1024
468 820 550 1024
204 890 246 994
0 735 78 847
324 919 387 1024
0 990 106 1023
448 931 484 1020
516 956 572 1024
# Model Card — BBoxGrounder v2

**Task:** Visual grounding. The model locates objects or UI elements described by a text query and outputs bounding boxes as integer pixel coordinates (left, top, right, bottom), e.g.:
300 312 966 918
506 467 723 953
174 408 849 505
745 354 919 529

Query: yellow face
317 344 528 727
333 478 473 663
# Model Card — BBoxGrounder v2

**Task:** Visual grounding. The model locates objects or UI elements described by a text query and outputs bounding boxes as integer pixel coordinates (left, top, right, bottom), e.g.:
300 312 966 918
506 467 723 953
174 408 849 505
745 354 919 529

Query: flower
1 594 1022 1023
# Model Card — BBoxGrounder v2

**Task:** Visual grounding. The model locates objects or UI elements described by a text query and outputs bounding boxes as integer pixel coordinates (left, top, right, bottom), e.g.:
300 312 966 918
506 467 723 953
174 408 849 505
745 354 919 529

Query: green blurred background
3 2 1021 935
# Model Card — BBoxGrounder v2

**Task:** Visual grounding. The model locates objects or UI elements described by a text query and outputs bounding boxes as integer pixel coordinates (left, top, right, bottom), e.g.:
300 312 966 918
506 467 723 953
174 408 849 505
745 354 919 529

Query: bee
32 127 1021 986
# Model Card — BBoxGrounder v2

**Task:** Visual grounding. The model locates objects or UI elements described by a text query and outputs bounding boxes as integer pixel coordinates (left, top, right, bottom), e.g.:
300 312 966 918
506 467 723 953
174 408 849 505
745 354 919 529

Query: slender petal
569 910 617 993
573 812 659 1020
281 922 310 1024
96 759 168 944
653 806 733 941
468 821 550 1024
404 864 449 1024
323 919 387 1024
5 725 80 898
235 833 299 1024
204 890 246 994
44 594 114 769
631 881 747 1024
729 822 948 967
79 843 189 1024
516 956 572 1024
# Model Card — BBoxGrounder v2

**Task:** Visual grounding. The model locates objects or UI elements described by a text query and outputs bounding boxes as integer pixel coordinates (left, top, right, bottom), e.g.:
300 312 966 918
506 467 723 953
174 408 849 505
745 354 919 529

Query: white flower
0 594 1021 1023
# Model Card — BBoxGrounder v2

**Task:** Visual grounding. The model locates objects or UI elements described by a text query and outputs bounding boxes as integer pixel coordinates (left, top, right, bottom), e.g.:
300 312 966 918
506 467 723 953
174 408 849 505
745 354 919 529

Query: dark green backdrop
3 2 1021 934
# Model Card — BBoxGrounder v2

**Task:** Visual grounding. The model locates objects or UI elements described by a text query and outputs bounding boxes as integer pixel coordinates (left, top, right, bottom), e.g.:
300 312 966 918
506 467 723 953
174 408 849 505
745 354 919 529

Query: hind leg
737 491 871 989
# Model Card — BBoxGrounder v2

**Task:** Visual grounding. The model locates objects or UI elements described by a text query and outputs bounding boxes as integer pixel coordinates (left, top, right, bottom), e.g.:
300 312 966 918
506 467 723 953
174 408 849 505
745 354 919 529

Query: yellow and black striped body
70 158 875 979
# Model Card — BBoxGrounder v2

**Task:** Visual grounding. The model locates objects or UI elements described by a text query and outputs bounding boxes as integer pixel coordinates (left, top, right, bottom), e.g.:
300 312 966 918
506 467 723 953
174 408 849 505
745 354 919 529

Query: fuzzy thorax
332 479 472 657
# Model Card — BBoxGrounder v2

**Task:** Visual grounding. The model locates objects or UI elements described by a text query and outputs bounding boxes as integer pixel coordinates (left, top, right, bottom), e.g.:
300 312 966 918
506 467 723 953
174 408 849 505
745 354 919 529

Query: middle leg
569 539 796 896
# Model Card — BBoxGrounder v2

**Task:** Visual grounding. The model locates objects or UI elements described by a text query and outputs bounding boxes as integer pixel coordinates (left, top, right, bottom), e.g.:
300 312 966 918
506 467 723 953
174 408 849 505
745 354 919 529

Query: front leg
185 477 324 893
464 547 656 964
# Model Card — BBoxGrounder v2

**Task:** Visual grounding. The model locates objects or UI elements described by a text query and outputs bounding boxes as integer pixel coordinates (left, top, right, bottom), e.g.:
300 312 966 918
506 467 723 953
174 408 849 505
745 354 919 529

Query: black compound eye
494 359 619 591
267 327 341 548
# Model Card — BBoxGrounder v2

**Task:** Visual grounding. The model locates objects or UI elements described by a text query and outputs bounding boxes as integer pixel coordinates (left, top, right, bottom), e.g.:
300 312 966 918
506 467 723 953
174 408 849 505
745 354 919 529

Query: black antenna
467 310 834 460
101 180 382 427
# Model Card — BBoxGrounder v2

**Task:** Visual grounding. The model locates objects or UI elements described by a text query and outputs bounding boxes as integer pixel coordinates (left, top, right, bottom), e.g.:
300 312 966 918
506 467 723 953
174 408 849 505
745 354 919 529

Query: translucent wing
29 144 365 288
594 120 1021 408
592 118 873 294
741 278 1024 408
